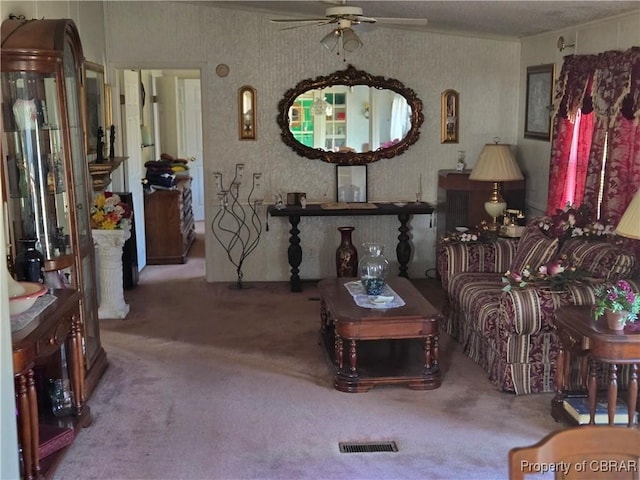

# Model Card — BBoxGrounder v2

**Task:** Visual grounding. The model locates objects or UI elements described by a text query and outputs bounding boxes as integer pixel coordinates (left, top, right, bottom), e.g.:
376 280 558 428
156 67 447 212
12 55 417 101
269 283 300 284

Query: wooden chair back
509 426 640 479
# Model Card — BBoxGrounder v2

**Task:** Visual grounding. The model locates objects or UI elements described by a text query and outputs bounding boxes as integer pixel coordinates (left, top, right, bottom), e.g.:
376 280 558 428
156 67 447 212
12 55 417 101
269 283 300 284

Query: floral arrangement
502 256 588 292
440 222 495 244
90 192 132 230
593 280 640 324
537 203 615 241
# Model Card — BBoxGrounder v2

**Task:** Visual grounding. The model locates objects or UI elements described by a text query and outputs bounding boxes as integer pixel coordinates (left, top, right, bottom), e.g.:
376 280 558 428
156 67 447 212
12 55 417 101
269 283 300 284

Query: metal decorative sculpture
211 164 263 288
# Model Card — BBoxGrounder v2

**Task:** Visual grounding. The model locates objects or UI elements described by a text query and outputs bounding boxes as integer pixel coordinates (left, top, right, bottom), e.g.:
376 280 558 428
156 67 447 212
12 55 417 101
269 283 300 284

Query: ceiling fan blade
374 17 428 26
278 21 333 31
270 18 330 23
352 16 377 24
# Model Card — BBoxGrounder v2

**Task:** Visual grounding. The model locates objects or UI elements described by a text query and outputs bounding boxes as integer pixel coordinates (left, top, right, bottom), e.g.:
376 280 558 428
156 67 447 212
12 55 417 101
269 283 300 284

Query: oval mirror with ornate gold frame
277 65 423 165
239 85 256 140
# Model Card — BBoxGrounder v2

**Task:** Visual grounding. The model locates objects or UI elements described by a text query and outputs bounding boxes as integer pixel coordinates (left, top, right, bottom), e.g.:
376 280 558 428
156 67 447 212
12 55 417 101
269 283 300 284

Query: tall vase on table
90 192 133 319
336 226 358 277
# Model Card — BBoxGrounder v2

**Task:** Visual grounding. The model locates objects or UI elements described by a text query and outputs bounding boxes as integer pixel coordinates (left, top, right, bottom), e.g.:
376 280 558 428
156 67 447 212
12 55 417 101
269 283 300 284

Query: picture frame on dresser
336 165 367 203
524 64 555 140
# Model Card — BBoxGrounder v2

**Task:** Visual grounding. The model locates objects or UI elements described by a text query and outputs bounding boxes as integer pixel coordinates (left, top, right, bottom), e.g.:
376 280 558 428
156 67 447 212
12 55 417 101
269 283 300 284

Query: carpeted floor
52 224 562 480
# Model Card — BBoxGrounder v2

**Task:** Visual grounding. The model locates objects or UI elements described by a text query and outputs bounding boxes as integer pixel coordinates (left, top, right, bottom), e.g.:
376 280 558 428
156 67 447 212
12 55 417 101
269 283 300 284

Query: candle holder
211 164 263 288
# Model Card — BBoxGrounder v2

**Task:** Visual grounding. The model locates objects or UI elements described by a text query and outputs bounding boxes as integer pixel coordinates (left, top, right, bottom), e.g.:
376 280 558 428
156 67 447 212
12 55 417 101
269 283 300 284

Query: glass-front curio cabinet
1 19 107 398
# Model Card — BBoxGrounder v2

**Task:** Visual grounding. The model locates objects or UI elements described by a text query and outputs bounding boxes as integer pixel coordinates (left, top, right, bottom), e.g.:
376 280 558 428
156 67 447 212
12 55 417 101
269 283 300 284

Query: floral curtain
547 47 640 222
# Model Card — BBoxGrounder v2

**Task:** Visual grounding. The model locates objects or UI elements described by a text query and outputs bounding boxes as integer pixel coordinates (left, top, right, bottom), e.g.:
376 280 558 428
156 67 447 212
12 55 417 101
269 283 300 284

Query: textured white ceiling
205 0 640 39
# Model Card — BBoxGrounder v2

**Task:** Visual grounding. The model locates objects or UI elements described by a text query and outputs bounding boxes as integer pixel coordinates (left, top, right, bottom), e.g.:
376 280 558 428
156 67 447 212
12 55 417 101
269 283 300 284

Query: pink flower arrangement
502 256 585 292
594 280 640 324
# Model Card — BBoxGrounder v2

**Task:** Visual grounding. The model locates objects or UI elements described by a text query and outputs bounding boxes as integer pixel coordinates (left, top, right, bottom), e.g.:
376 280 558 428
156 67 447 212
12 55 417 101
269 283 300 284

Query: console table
267 202 434 292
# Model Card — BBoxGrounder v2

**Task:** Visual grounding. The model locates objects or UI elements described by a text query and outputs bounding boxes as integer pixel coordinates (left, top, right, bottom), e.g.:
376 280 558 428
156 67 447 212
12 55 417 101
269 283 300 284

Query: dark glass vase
336 226 358 277
14 238 44 283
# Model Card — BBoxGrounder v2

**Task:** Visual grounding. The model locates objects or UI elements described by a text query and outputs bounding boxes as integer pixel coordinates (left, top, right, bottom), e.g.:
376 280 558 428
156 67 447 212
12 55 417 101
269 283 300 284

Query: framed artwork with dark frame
525 64 555 140
82 61 106 154
441 89 459 144
336 165 367 202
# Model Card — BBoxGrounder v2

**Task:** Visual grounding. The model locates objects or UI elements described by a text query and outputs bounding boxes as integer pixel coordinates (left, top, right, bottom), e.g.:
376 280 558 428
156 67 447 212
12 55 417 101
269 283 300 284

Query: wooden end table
318 276 442 393
552 305 639 427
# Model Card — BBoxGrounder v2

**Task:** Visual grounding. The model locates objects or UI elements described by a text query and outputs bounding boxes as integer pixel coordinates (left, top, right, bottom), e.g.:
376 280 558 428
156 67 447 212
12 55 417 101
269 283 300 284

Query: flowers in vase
593 280 640 324
90 192 132 230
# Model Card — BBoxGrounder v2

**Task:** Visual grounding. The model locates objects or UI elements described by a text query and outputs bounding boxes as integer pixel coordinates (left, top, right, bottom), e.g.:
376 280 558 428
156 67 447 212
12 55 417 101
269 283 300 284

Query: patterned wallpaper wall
103 1 520 282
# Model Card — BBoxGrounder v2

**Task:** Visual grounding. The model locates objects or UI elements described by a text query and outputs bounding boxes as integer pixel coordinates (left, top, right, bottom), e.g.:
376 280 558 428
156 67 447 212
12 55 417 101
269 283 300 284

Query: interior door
181 78 204 221
121 69 146 270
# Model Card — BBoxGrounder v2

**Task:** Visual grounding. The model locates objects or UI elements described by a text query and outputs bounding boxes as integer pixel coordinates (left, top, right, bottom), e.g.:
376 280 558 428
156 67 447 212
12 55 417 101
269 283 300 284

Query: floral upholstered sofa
437 212 639 395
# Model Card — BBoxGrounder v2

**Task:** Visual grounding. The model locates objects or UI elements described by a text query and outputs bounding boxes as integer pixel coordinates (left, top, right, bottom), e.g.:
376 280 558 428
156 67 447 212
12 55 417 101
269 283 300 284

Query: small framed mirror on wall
83 61 106 155
238 85 256 140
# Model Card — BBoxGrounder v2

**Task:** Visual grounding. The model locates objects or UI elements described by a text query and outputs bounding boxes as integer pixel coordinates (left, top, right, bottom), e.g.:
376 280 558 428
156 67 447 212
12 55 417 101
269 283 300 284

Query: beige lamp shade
469 144 524 182
616 190 640 239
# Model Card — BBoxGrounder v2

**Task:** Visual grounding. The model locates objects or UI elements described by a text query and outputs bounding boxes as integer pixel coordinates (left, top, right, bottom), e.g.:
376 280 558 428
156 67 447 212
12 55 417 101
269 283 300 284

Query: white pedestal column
92 228 131 319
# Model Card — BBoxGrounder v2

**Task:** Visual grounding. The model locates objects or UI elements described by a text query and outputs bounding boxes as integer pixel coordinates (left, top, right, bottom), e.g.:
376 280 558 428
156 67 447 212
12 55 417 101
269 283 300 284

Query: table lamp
615 189 640 239
469 142 524 231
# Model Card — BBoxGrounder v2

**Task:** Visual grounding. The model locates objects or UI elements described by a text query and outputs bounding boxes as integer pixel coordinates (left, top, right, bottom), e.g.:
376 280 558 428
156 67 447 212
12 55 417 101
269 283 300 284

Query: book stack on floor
563 396 638 425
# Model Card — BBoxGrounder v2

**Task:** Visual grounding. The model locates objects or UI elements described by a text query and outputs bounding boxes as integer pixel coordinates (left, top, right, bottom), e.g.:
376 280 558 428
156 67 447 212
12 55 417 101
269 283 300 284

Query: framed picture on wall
336 165 367 203
524 64 555 140
441 89 459 144
82 61 106 154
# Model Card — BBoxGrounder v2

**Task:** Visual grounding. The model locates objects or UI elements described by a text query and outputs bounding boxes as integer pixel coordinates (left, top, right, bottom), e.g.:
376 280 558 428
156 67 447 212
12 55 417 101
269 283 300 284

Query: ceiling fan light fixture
320 28 341 51
341 27 362 52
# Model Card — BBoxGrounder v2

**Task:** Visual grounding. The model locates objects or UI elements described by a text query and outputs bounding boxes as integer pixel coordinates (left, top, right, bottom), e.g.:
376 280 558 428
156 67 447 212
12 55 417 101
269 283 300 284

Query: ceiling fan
270 1 428 52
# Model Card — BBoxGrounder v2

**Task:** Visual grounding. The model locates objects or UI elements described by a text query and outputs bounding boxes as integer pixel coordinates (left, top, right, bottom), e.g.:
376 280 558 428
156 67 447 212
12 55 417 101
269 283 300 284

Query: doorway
117 68 205 276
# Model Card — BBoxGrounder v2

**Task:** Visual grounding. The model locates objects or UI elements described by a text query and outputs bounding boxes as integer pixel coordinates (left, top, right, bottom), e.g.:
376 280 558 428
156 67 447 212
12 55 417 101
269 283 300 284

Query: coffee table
318 276 442 393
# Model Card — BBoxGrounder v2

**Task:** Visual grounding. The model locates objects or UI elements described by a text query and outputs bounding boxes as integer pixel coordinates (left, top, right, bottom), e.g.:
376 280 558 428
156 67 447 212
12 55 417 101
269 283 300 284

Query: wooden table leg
607 364 618 425
26 370 40 478
16 374 33 480
628 363 638 427
286 215 302 292
335 335 343 370
396 212 412 278
433 334 439 369
69 316 85 412
555 344 566 403
588 359 598 425
423 336 432 372
349 340 358 377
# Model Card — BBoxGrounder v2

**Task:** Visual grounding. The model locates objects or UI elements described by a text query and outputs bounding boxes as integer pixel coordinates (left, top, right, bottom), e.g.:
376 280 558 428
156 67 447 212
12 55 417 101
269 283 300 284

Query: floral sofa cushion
508 225 560 275
560 238 635 280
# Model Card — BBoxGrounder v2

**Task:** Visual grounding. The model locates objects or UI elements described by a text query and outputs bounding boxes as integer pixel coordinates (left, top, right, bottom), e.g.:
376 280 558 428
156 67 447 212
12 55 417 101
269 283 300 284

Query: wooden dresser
144 177 195 264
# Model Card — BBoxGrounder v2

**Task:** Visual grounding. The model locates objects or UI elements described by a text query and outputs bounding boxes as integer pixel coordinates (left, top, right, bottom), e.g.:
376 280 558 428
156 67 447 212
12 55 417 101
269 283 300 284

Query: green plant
594 280 640 324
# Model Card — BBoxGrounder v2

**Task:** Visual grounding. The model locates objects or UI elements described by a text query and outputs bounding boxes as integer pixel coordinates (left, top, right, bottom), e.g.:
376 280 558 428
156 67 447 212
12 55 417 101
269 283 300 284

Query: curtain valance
554 47 640 126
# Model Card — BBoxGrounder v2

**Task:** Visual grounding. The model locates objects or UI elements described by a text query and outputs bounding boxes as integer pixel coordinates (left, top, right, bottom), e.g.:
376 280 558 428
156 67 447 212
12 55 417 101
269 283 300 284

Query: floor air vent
339 441 398 453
